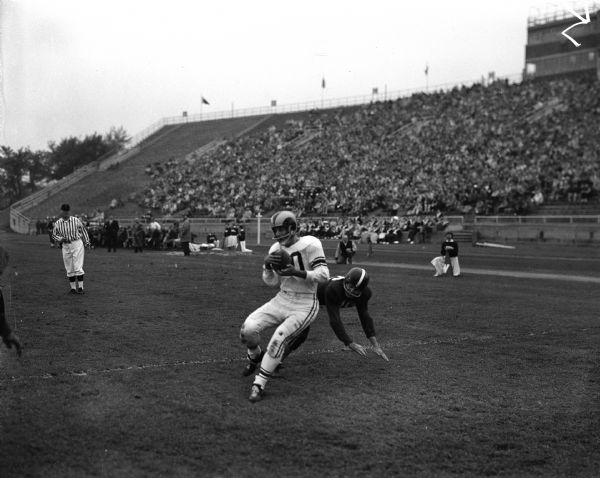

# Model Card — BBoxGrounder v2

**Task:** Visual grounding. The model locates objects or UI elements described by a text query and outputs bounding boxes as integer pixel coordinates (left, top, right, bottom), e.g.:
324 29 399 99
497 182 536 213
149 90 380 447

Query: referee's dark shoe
77 288 85 295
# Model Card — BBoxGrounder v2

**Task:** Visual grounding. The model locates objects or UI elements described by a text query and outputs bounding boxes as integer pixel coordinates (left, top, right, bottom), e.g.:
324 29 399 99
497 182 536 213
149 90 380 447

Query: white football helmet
271 211 297 243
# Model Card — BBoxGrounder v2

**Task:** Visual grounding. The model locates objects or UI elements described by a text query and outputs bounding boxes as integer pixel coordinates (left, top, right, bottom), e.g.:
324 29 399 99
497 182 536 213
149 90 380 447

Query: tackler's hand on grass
372 346 389 362
370 337 389 361
348 342 367 357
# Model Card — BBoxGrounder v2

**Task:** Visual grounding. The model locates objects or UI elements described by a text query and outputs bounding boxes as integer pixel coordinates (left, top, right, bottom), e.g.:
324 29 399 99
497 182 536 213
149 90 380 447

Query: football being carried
265 246 292 272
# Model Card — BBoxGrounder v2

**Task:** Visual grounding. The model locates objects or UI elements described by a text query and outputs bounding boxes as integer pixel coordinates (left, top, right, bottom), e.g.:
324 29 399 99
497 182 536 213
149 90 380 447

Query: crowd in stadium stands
137 76 599 219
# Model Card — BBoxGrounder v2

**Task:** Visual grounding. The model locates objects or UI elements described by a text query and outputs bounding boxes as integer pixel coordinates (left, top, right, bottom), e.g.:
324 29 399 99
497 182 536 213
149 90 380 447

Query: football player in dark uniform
283 267 389 362
0 247 22 357
206 232 217 245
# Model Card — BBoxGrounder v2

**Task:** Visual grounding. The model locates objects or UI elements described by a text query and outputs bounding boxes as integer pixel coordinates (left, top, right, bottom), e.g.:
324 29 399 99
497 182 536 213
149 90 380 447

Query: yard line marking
5 329 583 382
356 261 600 284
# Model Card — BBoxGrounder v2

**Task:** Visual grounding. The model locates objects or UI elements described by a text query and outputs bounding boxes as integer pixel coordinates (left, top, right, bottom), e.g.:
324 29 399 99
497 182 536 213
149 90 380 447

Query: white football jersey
265 235 329 294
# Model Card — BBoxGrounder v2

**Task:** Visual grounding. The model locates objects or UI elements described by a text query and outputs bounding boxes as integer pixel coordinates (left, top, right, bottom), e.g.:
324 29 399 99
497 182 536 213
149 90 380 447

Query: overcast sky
0 0 584 150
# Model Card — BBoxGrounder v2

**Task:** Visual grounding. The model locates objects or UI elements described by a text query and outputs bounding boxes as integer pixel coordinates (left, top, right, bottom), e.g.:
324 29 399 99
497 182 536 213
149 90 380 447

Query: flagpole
321 75 325 109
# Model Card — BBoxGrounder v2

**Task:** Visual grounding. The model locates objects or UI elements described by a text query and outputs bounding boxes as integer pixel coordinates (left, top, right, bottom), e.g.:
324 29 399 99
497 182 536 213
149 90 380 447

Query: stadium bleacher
11 75 600 243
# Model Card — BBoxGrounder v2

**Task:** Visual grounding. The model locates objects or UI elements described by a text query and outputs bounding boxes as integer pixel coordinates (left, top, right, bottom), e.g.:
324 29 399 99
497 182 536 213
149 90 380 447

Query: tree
0 146 29 202
25 149 51 192
47 137 81 179
0 126 130 205
47 133 110 179
47 127 130 180
104 126 130 152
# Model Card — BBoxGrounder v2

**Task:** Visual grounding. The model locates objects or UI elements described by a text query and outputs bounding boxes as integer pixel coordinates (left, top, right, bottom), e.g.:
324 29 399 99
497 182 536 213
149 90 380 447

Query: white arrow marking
562 4 590 47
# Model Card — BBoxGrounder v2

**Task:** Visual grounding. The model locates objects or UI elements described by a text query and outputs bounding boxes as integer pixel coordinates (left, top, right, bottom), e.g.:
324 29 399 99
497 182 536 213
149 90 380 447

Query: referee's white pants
62 239 85 277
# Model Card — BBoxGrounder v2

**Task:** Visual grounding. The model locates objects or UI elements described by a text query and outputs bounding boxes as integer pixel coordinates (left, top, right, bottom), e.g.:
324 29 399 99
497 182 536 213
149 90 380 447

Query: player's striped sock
256 353 281 384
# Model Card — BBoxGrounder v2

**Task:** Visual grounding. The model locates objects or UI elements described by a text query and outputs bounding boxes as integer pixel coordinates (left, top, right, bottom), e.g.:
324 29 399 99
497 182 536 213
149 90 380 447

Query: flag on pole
201 96 210 105
321 77 326 89
270 100 277 107
424 64 429 76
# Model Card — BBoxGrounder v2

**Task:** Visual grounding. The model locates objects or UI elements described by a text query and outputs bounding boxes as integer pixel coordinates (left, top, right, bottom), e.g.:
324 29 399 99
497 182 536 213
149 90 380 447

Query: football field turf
1 232 598 477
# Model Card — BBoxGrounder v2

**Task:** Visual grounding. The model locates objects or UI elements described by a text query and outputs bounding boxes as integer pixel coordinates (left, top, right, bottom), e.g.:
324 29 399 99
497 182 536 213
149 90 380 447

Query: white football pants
62 239 85 277
240 291 319 389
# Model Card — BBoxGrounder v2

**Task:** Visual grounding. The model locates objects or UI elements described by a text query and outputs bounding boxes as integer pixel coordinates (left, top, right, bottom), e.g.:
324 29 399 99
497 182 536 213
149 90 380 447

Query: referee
52 204 91 295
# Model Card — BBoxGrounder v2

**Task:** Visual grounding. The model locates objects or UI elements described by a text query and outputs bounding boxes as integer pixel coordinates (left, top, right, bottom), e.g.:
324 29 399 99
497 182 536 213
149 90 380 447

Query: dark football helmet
271 211 297 243
343 267 370 298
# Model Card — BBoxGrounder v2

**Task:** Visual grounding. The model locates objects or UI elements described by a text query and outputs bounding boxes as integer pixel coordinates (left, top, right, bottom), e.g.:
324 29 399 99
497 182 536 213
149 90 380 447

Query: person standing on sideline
105 216 120 252
237 223 251 252
180 213 191 256
335 233 356 264
240 210 329 402
52 204 91 294
441 231 460 277
148 218 162 249
133 219 145 253
224 222 238 252
47 217 56 248
0 247 22 356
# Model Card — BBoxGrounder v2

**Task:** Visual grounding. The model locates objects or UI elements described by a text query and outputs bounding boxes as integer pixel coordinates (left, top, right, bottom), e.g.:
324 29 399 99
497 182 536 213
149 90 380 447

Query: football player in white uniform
240 210 329 402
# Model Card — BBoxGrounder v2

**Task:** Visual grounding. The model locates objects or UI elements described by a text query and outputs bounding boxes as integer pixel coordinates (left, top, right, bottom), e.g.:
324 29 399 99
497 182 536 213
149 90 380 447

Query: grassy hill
22 112 312 220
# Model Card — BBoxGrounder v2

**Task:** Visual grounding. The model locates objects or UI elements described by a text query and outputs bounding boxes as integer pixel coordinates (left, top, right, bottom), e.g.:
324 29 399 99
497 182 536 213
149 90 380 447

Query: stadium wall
120 216 600 246
473 218 600 243
18 215 600 244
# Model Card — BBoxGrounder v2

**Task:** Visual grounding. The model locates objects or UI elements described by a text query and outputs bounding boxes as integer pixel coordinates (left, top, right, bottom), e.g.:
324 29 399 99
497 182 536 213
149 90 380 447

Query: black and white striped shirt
52 216 90 245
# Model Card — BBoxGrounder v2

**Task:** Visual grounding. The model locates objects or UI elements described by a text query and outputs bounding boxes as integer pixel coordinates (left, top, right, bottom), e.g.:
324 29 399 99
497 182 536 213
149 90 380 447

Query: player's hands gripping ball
264 248 292 272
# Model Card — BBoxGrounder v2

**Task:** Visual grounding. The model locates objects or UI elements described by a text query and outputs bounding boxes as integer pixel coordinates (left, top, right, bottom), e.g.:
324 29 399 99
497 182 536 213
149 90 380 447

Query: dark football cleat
248 384 264 403
242 350 264 377
69 289 78 295
77 288 85 294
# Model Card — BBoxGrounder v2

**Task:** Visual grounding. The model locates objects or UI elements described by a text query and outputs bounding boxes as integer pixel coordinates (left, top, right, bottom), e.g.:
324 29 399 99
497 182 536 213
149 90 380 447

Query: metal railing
474 215 600 225
11 163 98 212
124 73 522 149
528 2 600 27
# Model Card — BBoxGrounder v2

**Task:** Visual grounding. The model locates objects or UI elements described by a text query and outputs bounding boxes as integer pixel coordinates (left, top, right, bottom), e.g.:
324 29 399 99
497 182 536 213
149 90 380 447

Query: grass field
0 232 599 477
